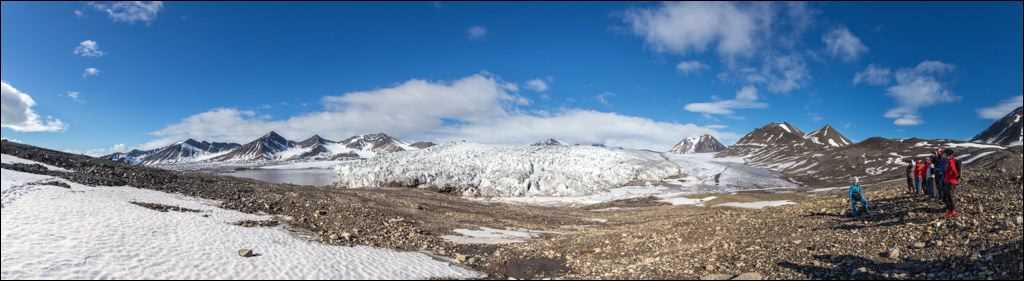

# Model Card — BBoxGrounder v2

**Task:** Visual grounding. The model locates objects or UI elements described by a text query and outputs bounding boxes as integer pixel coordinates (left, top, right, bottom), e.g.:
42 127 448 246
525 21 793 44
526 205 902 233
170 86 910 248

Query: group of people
906 148 963 218
848 148 963 219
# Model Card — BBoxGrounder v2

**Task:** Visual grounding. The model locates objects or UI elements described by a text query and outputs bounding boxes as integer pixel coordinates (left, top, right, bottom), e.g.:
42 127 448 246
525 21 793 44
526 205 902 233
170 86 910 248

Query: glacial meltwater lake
224 168 339 187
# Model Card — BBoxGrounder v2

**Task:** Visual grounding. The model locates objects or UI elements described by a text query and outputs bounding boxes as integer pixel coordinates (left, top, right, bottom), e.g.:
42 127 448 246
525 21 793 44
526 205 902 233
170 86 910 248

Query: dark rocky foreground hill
2 140 1021 280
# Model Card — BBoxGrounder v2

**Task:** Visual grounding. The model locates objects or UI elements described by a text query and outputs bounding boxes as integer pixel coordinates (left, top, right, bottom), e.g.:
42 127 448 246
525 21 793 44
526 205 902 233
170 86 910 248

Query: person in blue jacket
849 177 871 217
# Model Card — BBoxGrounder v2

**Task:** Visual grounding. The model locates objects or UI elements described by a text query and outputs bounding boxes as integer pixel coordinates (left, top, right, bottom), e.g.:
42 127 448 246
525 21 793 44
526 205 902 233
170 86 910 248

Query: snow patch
944 142 1006 150
0 169 481 280
1 154 71 173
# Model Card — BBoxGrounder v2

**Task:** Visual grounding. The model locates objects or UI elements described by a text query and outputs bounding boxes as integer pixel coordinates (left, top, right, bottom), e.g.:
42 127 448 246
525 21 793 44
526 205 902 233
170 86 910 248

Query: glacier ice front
335 142 682 197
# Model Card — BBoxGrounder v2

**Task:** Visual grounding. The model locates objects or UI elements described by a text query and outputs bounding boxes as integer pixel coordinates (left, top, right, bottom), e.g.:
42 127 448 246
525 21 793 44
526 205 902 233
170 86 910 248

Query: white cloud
64 91 83 103
760 54 809 93
1 81 67 133
83 68 101 78
624 3 816 94
74 40 104 57
74 9 84 17
624 2 761 58
525 79 549 92
977 95 1023 120
595 92 615 106
822 27 868 62
685 85 769 116
676 60 710 75
146 73 734 151
881 61 959 126
853 64 891 86
432 110 740 150
90 1 164 24
111 144 128 153
467 26 487 40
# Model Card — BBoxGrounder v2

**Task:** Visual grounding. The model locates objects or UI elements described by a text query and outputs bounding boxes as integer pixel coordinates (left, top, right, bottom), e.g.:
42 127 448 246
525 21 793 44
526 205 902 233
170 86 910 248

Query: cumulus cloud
853 64 891 86
146 74 733 151
881 61 959 126
624 3 816 94
467 26 487 40
977 95 1023 120
90 1 164 24
74 9 85 17
676 60 710 75
83 68 101 78
685 85 769 116
624 2 762 58
431 110 740 150
823 27 868 62
525 79 549 92
1 81 67 133
74 40 104 57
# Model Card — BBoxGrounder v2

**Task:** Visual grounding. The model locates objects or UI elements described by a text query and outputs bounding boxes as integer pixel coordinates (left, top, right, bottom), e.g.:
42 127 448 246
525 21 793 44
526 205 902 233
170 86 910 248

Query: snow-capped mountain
734 122 808 146
340 133 413 154
670 134 727 154
105 149 153 165
105 140 242 166
804 125 853 148
973 106 1023 146
283 135 338 161
720 121 1021 186
106 132 423 166
212 132 293 162
531 138 567 146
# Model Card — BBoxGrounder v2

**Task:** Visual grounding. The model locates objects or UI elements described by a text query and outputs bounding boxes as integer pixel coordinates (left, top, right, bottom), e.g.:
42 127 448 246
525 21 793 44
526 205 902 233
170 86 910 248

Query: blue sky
2 2 1022 154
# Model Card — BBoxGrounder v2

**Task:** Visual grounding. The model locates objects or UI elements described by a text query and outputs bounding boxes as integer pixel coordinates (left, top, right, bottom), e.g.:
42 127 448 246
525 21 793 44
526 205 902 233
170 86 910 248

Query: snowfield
1 154 71 173
335 143 682 197
1 165 480 280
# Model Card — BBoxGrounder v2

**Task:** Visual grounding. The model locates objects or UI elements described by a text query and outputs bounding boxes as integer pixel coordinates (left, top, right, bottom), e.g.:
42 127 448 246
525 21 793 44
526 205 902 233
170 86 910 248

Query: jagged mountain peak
972 106 1023 146
805 124 853 148
670 134 727 154
735 122 808 146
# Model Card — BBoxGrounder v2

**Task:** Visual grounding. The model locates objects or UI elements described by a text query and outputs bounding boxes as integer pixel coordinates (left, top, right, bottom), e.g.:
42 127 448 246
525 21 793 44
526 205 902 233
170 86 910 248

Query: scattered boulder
912 242 927 249
733 273 764 280
701 274 735 280
883 248 901 259
238 249 256 258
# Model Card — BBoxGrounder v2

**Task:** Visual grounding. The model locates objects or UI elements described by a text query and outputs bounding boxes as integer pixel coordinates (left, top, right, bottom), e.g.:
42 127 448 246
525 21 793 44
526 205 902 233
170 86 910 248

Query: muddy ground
2 140 1022 280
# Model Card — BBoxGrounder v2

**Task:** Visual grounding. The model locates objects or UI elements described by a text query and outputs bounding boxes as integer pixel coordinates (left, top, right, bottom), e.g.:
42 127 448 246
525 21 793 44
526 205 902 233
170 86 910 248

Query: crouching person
849 177 871 217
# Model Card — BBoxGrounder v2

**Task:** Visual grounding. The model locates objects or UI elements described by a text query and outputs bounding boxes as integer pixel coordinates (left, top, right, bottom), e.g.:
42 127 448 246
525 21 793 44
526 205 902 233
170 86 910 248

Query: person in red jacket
942 149 962 218
914 159 927 195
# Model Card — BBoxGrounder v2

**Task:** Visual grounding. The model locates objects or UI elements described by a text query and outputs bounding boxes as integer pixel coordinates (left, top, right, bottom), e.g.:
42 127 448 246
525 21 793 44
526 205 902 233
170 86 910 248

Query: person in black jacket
930 149 945 200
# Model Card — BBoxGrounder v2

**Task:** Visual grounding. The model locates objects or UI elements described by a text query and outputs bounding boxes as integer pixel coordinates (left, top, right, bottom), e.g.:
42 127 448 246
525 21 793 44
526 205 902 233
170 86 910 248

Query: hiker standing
924 158 935 198
906 160 916 194
914 159 926 195
942 149 962 218
849 177 871 217
930 149 945 200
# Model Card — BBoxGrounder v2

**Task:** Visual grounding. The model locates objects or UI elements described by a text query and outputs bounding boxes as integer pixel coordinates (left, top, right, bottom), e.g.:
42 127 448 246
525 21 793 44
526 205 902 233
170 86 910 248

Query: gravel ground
3 140 1021 280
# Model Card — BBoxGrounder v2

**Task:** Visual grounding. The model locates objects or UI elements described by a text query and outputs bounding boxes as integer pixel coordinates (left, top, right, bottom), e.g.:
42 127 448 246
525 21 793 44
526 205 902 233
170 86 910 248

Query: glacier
335 142 683 197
